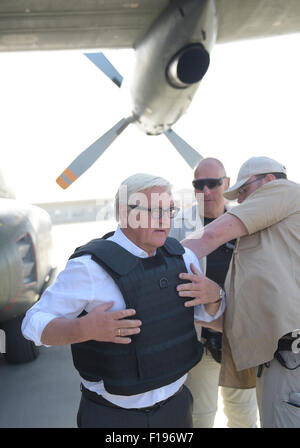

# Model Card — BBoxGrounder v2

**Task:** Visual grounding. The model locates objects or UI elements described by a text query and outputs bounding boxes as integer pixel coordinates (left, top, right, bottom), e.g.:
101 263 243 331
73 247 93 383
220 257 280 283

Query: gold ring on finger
117 328 121 337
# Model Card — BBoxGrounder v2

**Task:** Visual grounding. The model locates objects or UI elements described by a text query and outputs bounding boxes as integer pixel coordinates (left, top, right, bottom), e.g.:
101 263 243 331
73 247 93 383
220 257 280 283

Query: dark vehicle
0 170 56 363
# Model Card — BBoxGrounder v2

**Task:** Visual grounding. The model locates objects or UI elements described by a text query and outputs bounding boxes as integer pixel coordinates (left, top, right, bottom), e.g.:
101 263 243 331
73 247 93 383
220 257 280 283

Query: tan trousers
256 351 300 428
185 350 258 428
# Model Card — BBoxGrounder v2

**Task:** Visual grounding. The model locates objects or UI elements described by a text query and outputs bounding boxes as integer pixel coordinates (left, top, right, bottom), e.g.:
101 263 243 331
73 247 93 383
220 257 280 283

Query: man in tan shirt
179 156 300 428
170 158 258 428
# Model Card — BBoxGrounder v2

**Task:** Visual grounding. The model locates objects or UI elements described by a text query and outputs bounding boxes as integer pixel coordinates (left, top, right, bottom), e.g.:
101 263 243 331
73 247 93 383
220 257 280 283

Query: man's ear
265 174 276 183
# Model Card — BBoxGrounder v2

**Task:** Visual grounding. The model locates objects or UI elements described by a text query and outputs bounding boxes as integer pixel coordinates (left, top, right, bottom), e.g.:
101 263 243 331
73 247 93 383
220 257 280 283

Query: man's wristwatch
212 287 223 304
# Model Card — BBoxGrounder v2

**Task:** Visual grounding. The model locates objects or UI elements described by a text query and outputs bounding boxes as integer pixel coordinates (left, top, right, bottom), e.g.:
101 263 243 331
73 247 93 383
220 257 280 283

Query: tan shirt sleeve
227 180 296 235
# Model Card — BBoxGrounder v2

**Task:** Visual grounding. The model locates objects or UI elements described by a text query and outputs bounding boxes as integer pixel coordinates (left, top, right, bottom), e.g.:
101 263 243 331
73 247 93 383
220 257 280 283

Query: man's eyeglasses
192 176 227 191
128 204 180 219
238 175 266 195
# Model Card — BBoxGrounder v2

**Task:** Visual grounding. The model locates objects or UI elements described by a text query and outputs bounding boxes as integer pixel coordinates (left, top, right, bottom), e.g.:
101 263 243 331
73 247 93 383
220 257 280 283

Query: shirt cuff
193 293 226 322
21 311 57 347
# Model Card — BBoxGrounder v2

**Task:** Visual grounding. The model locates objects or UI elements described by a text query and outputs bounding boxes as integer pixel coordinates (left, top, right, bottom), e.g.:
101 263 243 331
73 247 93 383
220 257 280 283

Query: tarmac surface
0 220 230 428
0 345 227 428
0 346 80 428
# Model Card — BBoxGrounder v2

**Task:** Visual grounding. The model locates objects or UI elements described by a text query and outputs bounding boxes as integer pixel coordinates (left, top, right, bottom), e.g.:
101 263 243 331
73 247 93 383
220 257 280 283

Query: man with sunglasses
170 158 258 428
182 156 300 428
22 172 225 428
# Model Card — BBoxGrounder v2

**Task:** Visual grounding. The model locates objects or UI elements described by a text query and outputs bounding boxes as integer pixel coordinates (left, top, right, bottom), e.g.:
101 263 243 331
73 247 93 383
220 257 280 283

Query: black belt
80 383 184 412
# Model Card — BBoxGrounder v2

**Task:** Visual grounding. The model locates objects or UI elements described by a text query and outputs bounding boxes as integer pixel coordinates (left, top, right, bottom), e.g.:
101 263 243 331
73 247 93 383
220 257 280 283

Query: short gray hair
115 173 172 220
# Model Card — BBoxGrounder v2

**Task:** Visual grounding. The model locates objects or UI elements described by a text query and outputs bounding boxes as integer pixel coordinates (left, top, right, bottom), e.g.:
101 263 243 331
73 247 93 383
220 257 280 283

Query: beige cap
224 156 287 200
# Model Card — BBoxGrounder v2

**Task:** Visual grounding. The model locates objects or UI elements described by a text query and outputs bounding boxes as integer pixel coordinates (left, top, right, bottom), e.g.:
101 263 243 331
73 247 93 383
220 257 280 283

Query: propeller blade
164 129 203 169
85 52 123 88
56 117 134 189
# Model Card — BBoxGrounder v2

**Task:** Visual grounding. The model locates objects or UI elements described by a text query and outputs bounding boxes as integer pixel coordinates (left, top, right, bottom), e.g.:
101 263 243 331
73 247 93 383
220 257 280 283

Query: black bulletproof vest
70 234 203 396
201 216 235 345
204 216 235 289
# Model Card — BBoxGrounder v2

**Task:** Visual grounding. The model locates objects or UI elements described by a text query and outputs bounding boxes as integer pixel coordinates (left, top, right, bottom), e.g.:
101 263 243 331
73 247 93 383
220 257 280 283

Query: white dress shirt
22 226 225 409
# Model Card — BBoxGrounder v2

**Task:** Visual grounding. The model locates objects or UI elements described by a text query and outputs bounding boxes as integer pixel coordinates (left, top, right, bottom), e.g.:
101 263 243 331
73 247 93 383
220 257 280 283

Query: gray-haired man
22 172 224 428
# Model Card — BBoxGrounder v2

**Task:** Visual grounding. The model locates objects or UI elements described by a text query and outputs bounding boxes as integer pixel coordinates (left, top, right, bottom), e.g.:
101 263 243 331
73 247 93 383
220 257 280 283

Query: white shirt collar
109 226 150 258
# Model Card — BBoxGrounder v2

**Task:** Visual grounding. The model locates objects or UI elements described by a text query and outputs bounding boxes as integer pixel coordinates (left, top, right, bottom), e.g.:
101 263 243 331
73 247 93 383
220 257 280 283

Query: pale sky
1 32 300 203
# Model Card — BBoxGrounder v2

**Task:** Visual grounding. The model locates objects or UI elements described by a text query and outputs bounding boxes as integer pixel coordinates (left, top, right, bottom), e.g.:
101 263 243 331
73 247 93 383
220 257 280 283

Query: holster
273 334 300 370
202 328 222 364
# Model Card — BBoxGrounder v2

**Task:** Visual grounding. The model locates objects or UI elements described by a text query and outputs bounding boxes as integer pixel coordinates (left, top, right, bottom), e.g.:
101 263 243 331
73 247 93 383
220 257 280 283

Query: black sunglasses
192 176 227 191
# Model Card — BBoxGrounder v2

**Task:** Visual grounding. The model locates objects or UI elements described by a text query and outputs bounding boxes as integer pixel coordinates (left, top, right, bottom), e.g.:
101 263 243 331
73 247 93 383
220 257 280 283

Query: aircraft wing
217 0 300 43
1 0 300 52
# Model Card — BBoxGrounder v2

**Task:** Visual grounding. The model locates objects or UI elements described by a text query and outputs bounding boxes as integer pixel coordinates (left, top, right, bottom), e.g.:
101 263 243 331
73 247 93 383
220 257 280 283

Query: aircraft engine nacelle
130 0 217 135
166 43 210 89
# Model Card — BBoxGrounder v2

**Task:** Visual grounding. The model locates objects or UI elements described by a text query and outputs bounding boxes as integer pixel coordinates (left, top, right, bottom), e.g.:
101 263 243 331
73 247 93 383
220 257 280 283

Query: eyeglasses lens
152 207 178 219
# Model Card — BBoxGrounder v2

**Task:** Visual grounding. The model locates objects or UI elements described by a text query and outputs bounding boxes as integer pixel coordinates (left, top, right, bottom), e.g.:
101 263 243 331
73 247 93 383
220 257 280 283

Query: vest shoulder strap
163 236 185 256
69 235 185 275
70 239 139 275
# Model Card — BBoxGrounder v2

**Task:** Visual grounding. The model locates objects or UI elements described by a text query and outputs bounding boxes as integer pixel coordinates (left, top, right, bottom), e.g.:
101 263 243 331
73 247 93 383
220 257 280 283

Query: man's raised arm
182 213 248 258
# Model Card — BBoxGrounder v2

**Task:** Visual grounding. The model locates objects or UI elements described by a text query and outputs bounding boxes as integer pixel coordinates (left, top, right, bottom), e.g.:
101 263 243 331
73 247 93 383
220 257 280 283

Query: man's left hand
177 263 221 308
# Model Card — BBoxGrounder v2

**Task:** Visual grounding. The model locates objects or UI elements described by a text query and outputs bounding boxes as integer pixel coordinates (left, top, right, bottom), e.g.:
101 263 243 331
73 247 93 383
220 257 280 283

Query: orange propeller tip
56 168 78 189
56 176 70 189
